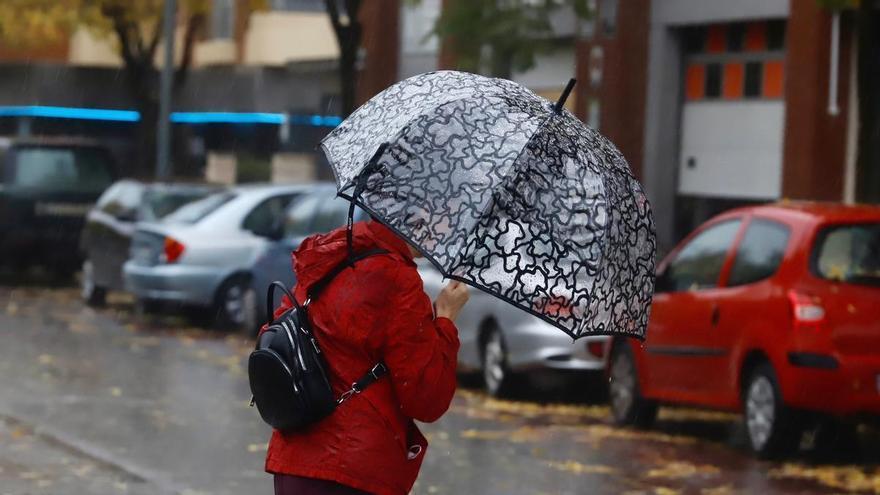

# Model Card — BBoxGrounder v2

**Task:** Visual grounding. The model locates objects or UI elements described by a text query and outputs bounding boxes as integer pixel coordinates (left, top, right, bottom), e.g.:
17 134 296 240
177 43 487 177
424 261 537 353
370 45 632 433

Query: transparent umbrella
321 71 656 339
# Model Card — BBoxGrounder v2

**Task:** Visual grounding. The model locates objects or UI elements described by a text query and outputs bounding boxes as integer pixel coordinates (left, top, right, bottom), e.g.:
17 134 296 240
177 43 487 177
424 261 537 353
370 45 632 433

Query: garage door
678 20 787 200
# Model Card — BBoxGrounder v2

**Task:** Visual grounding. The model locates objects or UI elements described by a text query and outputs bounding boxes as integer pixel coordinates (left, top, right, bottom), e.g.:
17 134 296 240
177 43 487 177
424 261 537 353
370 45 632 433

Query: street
2 283 879 495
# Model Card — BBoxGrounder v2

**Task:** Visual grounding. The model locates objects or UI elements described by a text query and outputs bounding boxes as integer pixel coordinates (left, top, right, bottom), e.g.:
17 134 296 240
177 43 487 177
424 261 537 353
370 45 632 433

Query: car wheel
215 276 257 334
134 297 160 316
81 260 107 307
481 324 514 397
743 362 800 458
609 343 657 428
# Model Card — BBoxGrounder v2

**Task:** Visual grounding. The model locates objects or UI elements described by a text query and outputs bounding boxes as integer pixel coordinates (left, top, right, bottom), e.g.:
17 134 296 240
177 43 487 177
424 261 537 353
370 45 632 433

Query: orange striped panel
763 60 785 98
686 64 706 100
723 62 745 99
706 25 727 53
745 22 767 52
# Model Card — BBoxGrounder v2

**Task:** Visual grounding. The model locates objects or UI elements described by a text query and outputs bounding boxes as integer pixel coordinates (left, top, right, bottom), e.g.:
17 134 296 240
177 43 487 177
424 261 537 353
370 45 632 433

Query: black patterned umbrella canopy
321 71 655 339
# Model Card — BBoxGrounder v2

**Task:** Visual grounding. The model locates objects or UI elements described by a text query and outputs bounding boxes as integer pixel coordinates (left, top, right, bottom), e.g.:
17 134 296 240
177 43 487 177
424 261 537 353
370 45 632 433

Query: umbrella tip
554 78 577 114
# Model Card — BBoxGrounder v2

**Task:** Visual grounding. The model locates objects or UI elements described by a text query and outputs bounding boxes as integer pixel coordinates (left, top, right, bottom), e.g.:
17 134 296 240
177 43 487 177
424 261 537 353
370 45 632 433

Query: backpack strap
266 281 300 326
305 248 389 303
338 363 388 405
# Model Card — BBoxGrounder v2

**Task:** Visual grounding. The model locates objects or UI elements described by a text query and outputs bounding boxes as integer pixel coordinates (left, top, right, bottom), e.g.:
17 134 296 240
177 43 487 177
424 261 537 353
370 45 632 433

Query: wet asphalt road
1 283 880 495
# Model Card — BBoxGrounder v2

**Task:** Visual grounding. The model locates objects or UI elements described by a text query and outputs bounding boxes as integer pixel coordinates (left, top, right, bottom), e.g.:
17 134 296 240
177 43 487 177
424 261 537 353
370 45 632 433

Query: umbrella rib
447 112 556 273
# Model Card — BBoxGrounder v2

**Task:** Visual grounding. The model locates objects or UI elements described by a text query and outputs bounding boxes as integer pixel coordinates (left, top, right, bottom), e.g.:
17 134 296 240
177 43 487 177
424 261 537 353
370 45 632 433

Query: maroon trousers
274 474 373 495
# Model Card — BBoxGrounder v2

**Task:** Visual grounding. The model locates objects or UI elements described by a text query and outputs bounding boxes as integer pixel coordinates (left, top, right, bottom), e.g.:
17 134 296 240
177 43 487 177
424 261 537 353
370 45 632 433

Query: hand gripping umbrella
322 71 655 339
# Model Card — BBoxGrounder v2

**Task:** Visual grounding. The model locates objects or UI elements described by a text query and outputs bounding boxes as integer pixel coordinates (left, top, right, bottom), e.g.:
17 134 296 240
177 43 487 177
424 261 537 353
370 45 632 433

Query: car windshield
162 191 236 224
12 146 114 193
814 222 880 287
142 188 216 222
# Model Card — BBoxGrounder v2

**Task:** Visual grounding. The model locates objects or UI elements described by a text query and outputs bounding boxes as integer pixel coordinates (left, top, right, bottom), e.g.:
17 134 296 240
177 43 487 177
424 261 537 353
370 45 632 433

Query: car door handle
710 304 720 327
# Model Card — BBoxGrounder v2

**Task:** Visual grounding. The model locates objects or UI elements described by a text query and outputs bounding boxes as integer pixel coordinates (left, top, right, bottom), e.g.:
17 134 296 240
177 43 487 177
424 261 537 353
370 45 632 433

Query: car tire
743 362 801 458
81 260 107 307
609 342 657 428
134 297 160 315
480 324 515 397
215 276 258 334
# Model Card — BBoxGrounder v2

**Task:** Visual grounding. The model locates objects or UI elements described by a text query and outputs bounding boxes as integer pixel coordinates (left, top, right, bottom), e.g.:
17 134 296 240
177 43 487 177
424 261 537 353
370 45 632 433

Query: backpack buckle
337 385 360 404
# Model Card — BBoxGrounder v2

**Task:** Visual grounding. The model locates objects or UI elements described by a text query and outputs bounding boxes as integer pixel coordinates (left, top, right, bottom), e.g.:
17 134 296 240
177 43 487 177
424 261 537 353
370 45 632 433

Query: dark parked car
0 137 116 277
80 180 221 305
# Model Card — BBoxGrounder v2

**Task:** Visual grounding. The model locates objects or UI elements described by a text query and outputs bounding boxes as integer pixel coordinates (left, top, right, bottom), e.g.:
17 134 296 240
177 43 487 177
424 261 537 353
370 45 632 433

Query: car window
243 194 299 237
312 197 352 234
141 189 215 222
662 219 742 292
284 193 324 238
727 219 790 287
813 222 880 287
12 146 114 193
163 192 236 224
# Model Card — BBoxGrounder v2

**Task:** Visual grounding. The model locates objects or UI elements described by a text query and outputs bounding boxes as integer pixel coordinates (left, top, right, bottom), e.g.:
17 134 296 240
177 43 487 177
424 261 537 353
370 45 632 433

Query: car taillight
163 236 185 263
788 290 825 330
587 341 605 359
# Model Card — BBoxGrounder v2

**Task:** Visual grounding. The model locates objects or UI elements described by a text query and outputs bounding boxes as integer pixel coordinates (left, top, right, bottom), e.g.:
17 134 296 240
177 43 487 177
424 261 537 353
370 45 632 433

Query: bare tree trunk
856 3 879 202
135 95 160 179
338 30 360 117
122 61 160 178
325 0 363 117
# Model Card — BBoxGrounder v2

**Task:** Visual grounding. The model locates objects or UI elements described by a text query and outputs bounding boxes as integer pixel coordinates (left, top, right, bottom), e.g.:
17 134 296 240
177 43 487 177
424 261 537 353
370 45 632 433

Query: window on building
767 19 787 50
599 0 618 36
683 19 787 102
211 0 235 39
726 23 745 52
744 62 763 97
705 63 722 98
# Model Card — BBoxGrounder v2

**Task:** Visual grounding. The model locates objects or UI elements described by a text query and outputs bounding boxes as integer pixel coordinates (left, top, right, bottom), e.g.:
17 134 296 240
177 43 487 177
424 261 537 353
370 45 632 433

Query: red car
609 202 880 456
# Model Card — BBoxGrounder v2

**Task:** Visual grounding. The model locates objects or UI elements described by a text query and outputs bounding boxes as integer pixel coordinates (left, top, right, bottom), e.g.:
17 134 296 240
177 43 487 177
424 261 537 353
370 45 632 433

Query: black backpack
248 249 389 432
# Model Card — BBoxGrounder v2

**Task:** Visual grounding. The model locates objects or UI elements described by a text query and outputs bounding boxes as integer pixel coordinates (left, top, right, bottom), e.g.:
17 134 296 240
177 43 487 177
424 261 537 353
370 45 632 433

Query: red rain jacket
262 220 460 495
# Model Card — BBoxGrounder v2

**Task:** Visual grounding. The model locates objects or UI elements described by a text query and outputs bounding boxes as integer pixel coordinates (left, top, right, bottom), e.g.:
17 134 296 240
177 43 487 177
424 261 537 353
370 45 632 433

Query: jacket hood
292 220 414 290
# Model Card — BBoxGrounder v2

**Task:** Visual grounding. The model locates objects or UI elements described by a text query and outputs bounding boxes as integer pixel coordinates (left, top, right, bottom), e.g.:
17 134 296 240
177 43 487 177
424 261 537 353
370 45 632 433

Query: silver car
123 184 311 330
250 184 370 331
417 262 610 396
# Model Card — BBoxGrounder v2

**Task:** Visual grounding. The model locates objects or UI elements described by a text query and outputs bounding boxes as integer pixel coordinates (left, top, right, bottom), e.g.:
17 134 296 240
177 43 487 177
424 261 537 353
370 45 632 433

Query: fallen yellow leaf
647 461 720 480
546 460 618 475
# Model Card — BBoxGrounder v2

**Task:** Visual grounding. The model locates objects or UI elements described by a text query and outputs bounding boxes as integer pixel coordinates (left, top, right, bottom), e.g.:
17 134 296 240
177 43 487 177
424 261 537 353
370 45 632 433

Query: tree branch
102 4 138 68
324 0 343 36
174 12 204 88
146 14 163 62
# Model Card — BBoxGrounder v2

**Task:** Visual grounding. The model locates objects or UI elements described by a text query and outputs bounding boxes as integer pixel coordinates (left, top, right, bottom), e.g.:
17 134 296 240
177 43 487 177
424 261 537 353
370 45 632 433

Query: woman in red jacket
263 219 469 495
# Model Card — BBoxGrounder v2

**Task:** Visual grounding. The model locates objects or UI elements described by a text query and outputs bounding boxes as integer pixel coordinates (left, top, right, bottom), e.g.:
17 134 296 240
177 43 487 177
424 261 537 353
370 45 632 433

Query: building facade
577 0 878 250
0 0 399 180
